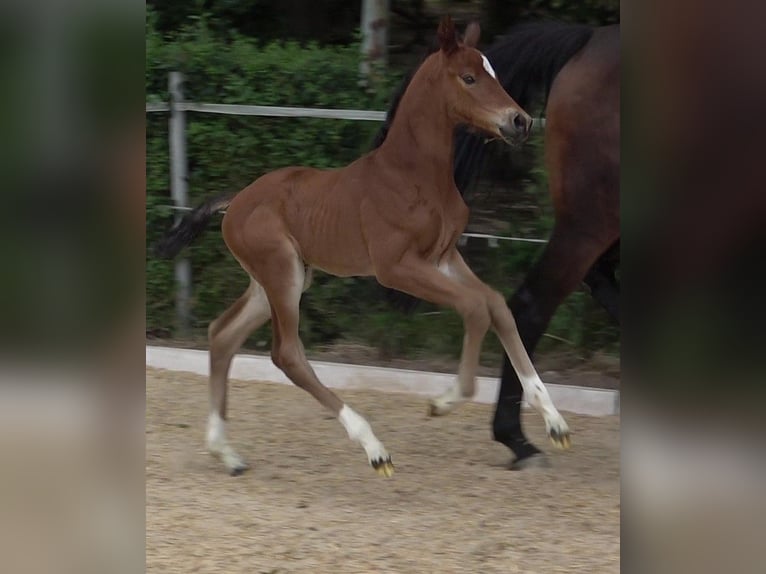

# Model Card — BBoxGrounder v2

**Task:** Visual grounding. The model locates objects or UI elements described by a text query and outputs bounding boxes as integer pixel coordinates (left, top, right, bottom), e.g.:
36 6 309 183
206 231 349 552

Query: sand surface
147 367 619 573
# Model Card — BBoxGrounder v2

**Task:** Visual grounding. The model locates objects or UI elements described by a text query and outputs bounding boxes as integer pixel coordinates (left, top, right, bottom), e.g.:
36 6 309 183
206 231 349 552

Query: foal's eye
461 74 476 85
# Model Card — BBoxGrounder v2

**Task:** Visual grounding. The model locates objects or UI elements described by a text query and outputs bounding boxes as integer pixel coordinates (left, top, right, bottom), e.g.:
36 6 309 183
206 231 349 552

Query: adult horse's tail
386 21 594 313
153 194 233 259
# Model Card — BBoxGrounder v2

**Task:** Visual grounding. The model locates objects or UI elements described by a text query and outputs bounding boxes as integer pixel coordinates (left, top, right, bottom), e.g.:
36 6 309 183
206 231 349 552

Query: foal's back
222 152 385 277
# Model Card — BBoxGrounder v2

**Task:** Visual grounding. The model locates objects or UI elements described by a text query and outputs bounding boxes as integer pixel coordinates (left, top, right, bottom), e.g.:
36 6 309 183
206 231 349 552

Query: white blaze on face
481 54 497 79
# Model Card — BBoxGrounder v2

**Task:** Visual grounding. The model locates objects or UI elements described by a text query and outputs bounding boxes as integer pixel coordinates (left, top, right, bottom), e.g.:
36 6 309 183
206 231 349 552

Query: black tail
385 21 594 314
152 194 234 259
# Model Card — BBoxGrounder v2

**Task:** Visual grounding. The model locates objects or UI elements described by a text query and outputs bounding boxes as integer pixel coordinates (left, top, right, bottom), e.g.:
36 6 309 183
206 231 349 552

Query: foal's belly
292 224 375 277
287 205 375 277
306 247 375 278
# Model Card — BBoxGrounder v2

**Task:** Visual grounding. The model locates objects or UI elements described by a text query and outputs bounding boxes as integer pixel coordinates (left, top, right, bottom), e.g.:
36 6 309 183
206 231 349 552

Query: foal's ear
463 21 481 48
437 15 458 55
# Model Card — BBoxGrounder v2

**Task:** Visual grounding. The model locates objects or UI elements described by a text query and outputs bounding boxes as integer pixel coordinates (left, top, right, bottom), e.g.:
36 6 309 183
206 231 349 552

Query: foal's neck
377 57 457 186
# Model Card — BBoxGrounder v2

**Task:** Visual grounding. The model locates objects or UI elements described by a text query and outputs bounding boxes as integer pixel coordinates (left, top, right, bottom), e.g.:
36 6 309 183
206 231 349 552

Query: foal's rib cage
160 205 548 246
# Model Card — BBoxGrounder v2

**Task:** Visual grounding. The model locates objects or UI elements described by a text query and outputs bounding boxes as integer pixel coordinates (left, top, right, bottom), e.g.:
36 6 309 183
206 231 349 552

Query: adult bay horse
154 16 571 477
380 21 620 469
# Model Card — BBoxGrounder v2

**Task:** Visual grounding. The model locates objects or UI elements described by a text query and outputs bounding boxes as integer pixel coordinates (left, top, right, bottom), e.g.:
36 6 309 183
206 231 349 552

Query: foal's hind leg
251 249 393 477
207 280 270 475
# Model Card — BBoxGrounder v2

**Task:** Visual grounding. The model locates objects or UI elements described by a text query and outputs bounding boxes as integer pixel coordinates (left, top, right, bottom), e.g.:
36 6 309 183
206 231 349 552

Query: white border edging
146 345 619 417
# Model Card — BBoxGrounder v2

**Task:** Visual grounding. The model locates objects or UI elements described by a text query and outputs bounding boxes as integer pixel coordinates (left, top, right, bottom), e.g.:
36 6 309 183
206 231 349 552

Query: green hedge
146 11 619 363
147 12 396 333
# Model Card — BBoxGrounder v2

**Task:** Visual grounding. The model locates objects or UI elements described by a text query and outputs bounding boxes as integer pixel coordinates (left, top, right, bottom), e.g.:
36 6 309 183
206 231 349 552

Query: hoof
428 400 453 417
509 453 551 471
549 428 571 450
371 456 395 478
228 461 251 476
210 448 251 476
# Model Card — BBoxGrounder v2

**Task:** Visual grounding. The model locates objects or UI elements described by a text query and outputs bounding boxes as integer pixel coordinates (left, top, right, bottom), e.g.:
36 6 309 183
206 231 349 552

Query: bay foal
155 17 571 477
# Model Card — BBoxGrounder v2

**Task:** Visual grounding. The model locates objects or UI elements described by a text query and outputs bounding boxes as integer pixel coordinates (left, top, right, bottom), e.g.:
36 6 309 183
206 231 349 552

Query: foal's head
433 16 532 144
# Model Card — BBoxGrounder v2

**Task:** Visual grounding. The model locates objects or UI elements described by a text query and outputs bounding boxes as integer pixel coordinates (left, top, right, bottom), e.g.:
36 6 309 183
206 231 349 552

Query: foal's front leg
446 252 571 449
375 256 493 415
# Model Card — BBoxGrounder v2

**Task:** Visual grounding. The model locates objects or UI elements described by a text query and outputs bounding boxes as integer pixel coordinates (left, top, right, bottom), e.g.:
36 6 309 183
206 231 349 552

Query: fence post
169 71 192 335
360 0 390 83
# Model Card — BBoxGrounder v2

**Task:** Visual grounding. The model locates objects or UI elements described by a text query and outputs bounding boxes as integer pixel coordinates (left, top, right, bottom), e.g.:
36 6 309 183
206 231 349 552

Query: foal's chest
415 196 469 261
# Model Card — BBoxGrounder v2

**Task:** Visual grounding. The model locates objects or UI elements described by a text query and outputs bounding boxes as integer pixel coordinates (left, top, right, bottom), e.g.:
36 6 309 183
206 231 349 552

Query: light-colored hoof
547 418 572 450
429 383 465 417
551 432 572 450
372 456 395 477
428 398 458 417
210 447 250 476
429 401 450 417
225 459 251 476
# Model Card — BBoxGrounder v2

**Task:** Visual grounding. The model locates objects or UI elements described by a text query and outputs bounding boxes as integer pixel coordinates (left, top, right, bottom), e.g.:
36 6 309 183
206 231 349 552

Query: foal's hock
156 16 571 477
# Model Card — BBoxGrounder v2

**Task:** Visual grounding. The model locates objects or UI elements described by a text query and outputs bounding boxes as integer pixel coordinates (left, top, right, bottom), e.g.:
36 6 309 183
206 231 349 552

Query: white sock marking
520 375 569 437
481 54 497 79
431 380 463 414
207 412 247 471
338 405 388 464
207 411 227 450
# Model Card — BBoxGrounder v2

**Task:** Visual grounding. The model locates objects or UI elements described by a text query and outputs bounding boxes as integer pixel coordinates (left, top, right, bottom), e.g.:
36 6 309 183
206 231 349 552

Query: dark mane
483 20 594 112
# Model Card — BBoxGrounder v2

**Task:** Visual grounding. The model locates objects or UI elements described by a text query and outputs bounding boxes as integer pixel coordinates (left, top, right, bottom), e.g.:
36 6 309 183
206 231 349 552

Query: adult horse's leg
494 223 615 467
206 279 271 475
583 240 620 323
252 247 394 476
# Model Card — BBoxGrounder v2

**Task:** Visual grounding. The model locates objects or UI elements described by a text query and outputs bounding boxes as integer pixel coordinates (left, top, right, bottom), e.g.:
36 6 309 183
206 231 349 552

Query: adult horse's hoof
371 456 395 477
509 452 551 471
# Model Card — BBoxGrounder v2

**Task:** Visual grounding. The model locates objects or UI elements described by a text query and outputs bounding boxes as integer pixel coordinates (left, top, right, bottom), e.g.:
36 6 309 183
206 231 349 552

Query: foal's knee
457 295 491 333
486 289 509 316
485 288 518 332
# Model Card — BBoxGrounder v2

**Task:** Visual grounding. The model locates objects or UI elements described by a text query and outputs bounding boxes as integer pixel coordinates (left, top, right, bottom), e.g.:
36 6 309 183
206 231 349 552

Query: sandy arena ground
147 367 620 573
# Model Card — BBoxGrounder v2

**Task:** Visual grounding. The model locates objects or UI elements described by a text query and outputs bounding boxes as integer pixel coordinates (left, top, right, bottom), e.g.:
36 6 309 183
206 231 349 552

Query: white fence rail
147 101 387 121
148 72 548 329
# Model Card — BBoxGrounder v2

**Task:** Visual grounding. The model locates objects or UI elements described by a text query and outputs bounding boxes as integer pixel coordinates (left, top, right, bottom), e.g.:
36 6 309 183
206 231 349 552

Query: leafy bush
147 12 396 333
146 9 619 365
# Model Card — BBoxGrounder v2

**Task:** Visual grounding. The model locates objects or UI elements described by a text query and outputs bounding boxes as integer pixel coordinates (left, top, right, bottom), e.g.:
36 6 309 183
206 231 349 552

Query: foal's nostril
512 112 527 133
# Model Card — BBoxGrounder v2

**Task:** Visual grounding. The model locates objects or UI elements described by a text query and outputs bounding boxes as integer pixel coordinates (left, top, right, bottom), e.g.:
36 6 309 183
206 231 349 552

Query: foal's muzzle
499 111 533 144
